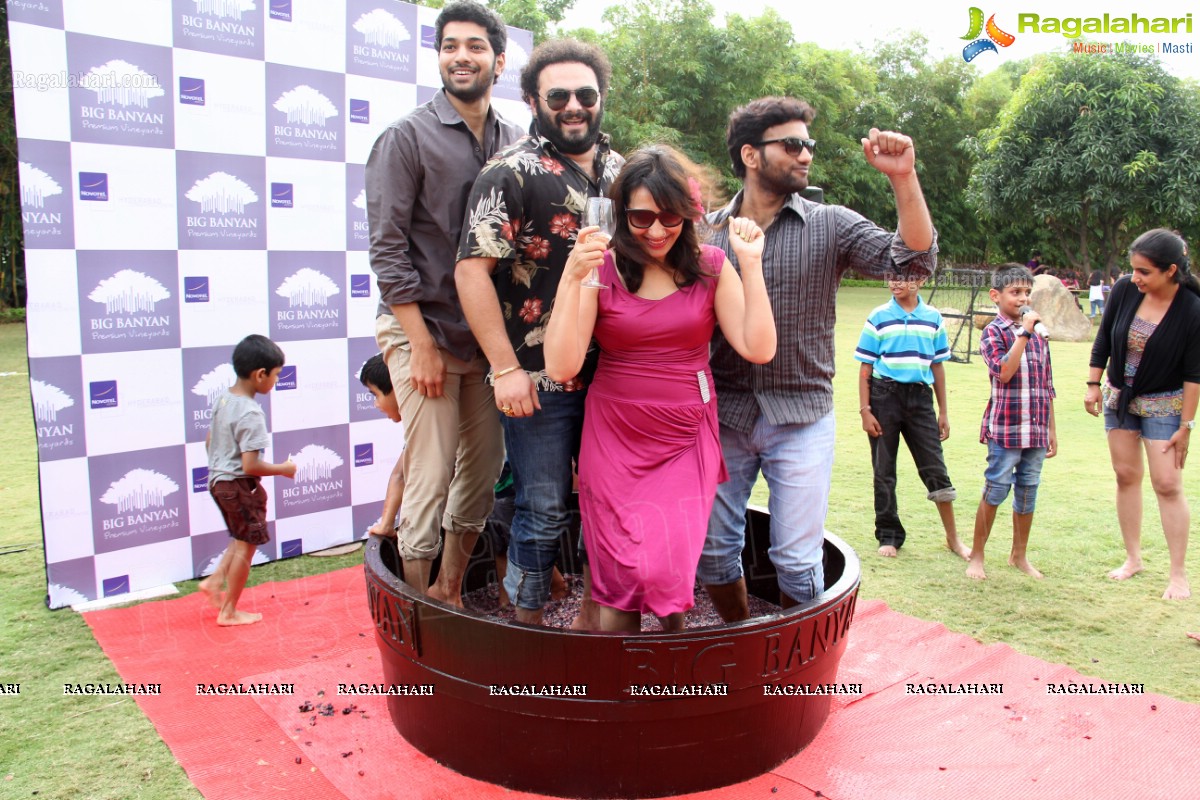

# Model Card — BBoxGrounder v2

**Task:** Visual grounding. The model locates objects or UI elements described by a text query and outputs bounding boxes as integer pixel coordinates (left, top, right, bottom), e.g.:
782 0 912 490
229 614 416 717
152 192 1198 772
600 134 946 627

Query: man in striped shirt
699 96 937 620
855 275 966 559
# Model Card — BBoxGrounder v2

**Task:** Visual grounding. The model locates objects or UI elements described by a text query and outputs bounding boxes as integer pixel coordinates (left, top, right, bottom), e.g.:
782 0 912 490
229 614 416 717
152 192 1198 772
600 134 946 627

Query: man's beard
536 102 603 156
441 62 495 103
757 153 809 195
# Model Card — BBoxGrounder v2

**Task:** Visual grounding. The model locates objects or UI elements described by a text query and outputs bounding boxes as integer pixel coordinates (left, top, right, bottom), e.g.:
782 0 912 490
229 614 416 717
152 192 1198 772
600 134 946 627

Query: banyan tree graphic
352 9 411 48
31 380 75 424
192 363 238 406
18 162 63 208
86 60 166 108
88 270 171 315
506 40 529 72
273 86 338 126
185 172 259 215
193 0 256 19
352 189 367 213
100 469 181 513
49 584 89 607
287 444 344 483
275 268 340 307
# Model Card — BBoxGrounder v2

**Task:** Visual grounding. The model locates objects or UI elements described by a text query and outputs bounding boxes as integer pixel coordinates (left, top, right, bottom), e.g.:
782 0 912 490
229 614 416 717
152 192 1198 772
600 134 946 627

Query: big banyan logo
287 444 345 483
31 379 75 424
192 363 237 406
193 0 256 20
19 162 64 209
352 9 411 48
88 270 171 315
100 468 181 514
276 268 340 307
274 85 338 126
186 171 259 214
961 7 1016 61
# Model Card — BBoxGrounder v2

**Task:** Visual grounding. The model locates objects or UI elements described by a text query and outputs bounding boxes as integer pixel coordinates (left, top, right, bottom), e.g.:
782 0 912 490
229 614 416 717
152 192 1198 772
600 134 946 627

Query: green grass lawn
1 288 1199 797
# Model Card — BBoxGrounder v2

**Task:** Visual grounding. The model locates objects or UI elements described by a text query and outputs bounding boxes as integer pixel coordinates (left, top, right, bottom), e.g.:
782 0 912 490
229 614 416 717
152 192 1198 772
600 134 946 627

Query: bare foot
217 609 262 626
1187 631 1200 643
877 545 898 558
570 600 601 631
1107 560 1143 581
1009 556 1044 579
198 577 223 609
549 568 569 602
1162 578 1191 600
946 538 971 560
966 557 987 580
425 582 464 609
497 591 510 609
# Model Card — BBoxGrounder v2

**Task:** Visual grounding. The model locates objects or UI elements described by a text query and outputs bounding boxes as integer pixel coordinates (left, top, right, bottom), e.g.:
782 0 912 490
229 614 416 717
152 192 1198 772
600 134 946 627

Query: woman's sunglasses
626 209 686 229
540 87 600 111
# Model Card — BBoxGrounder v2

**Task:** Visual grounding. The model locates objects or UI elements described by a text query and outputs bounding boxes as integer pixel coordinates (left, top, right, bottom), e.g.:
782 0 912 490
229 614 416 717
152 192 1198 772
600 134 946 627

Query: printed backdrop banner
10 0 533 608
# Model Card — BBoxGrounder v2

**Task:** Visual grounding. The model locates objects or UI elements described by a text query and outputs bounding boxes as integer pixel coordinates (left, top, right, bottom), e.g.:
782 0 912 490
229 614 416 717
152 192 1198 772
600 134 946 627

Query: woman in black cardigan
1084 229 1200 600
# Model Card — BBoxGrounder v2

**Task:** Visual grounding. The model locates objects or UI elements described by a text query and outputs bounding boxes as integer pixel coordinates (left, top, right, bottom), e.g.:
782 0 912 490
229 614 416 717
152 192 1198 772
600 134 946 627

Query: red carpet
85 566 1199 799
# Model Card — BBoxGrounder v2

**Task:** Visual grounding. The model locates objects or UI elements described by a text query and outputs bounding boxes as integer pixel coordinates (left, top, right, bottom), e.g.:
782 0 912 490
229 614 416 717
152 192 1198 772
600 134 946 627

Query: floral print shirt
457 125 623 390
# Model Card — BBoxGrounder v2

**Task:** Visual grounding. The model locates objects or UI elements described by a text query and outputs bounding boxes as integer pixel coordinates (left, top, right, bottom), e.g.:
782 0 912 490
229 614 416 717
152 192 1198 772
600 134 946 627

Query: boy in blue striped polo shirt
855 274 968 559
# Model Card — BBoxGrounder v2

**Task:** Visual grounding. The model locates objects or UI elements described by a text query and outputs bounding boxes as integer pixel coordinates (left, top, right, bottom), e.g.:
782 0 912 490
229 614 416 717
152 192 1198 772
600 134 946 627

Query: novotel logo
184 276 210 303
79 172 109 202
271 182 293 208
281 538 303 558
89 380 118 409
276 365 297 390
179 77 206 106
420 24 437 49
192 466 209 493
269 0 291 22
102 575 130 597
354 443 373 467
349 99 369 124
350 274 371 298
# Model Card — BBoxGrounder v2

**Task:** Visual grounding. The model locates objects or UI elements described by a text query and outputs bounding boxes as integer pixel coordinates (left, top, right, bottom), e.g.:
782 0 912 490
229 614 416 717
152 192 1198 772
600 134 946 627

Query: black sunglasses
756 137 816 156
540 87 600 111
626 209 686 229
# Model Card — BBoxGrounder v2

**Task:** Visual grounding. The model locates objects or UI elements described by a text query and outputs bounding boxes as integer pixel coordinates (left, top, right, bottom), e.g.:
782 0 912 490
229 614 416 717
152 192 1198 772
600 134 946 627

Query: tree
969 50 1200 272
1 4 25 308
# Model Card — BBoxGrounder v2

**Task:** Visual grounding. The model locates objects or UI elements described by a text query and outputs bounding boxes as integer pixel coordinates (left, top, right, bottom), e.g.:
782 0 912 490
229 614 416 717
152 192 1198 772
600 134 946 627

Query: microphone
1019 305 1049 338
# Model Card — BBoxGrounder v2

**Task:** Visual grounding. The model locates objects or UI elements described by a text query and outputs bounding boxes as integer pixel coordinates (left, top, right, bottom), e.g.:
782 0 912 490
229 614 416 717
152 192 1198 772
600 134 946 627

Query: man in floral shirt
456 38 623 626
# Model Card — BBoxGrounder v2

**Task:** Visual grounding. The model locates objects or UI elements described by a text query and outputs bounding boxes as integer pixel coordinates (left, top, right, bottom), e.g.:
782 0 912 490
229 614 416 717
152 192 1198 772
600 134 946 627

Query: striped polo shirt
854 296 950 385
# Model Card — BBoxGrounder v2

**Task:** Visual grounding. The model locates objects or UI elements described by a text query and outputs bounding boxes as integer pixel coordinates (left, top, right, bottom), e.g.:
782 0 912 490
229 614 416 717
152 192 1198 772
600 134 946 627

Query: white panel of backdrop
10 0 532 608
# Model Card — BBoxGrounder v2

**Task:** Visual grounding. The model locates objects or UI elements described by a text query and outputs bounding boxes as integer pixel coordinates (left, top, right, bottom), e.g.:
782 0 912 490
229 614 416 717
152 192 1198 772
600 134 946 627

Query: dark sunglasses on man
625 209 685 229
540 87 600 111
756 137 817 156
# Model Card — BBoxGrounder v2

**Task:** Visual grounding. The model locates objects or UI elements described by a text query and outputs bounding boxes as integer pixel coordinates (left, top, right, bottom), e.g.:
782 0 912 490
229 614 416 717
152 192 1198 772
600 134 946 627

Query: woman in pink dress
545 146 776 633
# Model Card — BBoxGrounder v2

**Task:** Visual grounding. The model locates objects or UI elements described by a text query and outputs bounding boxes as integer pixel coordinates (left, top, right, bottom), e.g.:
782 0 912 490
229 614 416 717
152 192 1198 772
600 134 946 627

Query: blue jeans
1104 408 1180 440
500 391 585 610
1090 299 1104 318
698 412 835 604
982 441 1046 514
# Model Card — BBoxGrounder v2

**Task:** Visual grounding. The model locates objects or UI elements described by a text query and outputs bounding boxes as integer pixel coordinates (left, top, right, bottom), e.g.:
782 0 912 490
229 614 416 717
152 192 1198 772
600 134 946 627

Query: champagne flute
581 197 614 289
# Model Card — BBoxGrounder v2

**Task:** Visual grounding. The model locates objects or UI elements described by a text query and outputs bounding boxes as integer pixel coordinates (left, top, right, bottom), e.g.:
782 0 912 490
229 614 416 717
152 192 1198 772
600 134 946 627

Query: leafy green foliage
969 51 1200 272
1 6 26 309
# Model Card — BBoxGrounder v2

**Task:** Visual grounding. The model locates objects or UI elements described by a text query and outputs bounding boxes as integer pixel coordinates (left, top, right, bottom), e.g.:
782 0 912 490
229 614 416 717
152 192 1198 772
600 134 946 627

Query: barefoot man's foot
1163 578 1191 600
1009 557 1044 579
947 538 970 560
570 600 601 631
878 545 898 558
425 583 464 609
198 577 223 609
217 609 262 626
1187 631 1200 643
1107 560 1143 581
966 557 987 580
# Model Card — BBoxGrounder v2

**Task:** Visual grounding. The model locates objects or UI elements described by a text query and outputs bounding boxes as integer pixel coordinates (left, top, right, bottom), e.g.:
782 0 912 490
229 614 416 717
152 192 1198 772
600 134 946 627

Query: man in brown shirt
366 0 522 603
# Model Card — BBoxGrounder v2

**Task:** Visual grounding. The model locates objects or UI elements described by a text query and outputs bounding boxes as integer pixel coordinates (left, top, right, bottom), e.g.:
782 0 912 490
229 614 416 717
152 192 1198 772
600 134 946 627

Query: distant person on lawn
854 272 967 559
967 265 1056 581
199 335 296 626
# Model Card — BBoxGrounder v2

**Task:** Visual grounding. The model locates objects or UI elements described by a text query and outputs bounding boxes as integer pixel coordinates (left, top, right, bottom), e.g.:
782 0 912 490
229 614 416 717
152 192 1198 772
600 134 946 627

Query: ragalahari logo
276 268 340 307
85 60 165 108
100 468 181 514
961 7 1016 61
193 0 257 20
186 171 259 215
88 270 171 315
353 9 411 48
288 444 344 483
31 379 75 424
19 162 64 208
273 85 338 126
192 363 237 406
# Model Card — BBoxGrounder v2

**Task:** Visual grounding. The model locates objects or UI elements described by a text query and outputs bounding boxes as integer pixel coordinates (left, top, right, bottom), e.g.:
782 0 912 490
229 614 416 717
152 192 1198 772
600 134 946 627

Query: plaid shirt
708 191 938 432
979 314 1056 448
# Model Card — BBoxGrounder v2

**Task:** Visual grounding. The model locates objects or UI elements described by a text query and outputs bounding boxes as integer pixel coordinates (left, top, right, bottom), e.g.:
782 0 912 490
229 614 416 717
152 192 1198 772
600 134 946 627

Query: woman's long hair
1129 228 1200 297
606 145 719 294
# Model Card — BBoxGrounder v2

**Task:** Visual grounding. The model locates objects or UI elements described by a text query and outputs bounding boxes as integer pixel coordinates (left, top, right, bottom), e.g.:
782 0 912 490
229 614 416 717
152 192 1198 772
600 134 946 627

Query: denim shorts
982 441 1045 513
1103 409 1180 440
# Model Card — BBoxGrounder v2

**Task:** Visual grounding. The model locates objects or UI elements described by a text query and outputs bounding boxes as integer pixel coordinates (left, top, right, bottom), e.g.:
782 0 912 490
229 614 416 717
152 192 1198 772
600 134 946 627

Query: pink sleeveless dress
579 245 729 617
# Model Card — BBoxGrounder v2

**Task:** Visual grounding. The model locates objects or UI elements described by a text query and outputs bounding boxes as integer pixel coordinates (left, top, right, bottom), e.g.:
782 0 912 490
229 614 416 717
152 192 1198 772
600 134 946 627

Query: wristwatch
1017 329 1032 338
1182 420 1196 430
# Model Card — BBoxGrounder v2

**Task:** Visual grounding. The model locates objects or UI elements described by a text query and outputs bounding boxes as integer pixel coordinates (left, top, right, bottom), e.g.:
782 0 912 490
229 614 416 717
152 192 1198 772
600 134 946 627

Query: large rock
1030 274 1093 341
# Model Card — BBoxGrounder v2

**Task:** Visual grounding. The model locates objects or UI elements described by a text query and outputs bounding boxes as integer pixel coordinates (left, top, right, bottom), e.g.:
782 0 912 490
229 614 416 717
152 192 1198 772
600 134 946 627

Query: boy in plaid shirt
967 265 1056 581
